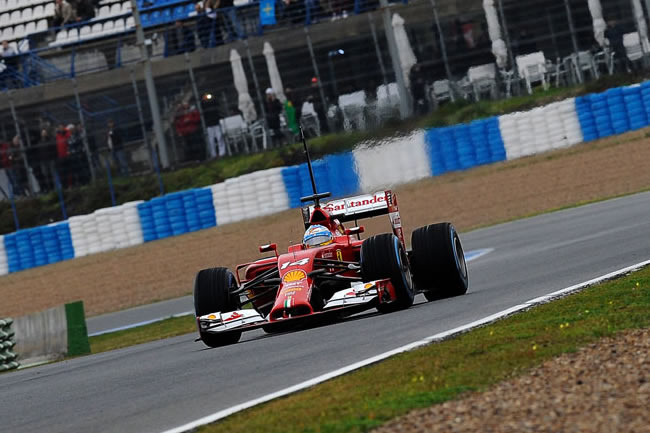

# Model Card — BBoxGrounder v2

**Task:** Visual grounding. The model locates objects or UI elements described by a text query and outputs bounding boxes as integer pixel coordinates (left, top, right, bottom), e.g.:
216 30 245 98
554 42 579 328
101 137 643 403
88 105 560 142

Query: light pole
327 49 344 98
129 0 169 168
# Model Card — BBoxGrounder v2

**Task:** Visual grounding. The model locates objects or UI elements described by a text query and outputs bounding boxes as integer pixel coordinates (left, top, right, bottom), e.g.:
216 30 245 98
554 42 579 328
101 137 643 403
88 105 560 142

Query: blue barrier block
323 152 358 198
4 234 20 272
425 128 447 175
281 166 303 208
438 127 460 172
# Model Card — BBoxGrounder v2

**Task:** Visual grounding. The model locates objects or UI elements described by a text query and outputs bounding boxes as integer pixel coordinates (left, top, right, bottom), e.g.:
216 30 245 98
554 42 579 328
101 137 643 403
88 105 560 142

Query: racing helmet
303 224 333 248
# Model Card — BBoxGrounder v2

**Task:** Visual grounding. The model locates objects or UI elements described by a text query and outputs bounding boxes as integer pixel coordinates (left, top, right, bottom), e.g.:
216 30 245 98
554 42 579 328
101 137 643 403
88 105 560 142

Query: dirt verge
1 129 650 318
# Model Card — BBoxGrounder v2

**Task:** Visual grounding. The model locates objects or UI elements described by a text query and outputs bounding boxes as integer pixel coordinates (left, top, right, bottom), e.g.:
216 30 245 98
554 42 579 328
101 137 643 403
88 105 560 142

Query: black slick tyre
194 267 242 347
410 222 468 301
360 233 415 313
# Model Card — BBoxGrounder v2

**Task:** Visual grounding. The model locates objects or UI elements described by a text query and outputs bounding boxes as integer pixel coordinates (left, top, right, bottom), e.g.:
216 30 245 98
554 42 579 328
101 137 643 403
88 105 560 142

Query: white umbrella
391 13 417 89
263 42 285 103
587 0 607 47
229 48 257 123
483 0 508 68
631 0 649 48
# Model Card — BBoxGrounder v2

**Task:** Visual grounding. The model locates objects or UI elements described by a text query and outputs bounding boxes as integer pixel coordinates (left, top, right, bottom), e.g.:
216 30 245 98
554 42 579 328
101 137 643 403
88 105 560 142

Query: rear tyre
410 223 468 301
361 233 415 313
194 267 242 347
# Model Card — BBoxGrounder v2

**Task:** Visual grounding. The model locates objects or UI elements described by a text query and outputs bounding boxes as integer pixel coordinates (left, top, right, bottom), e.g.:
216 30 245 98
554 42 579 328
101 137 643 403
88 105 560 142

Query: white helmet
303 225 333 248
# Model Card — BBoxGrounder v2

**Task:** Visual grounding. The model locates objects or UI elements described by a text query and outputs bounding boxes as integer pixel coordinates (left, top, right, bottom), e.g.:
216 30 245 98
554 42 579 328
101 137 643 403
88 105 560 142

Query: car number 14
280 258 310 270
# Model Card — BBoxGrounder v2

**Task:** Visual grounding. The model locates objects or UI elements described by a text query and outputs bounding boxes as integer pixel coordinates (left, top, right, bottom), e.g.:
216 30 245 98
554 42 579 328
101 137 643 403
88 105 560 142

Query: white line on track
90 249 495 337
160 258 650 433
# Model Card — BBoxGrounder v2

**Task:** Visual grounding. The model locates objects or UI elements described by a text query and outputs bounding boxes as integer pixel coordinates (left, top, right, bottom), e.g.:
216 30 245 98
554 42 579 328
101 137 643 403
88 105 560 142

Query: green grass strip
65 301 91 357
196 266 650 433
89 315 197 354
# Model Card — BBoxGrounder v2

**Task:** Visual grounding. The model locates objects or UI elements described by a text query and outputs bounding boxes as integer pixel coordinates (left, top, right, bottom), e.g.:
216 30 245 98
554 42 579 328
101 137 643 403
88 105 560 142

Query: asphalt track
1 192 649 433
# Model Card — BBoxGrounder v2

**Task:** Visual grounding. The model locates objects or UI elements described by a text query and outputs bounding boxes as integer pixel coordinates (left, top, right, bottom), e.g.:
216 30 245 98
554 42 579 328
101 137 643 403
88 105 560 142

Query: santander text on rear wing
302 190 406 247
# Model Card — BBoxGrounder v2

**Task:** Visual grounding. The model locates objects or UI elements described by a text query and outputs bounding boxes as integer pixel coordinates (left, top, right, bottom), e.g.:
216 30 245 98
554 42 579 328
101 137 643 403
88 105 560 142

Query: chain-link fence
1 0 648 233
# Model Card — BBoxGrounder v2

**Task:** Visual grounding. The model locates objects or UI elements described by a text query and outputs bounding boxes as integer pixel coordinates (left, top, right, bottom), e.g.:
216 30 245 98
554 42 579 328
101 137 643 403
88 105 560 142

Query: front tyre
361 233 415 313
410 223 468 301
194 267 242 347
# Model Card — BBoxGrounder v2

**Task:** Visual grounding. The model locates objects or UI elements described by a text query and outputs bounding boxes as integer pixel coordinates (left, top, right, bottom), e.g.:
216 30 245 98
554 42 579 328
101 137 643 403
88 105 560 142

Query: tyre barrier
1 82 649 277
0 318 19 371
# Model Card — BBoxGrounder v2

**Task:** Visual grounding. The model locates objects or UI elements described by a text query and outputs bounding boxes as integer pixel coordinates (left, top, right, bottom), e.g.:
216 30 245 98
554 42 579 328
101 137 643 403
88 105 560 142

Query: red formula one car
194 137 469 348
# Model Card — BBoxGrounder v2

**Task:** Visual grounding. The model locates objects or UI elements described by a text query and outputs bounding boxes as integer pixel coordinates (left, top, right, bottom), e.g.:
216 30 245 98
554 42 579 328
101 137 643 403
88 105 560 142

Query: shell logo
283 269 307 283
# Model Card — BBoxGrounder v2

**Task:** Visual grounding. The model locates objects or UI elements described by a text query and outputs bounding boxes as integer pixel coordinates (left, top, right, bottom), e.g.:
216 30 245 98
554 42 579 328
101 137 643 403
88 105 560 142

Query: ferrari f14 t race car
194 134 469 348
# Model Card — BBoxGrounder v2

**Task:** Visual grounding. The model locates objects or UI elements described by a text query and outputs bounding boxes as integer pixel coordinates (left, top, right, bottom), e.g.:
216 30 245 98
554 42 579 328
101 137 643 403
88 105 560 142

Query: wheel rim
453 233 468 280
396 240 413 292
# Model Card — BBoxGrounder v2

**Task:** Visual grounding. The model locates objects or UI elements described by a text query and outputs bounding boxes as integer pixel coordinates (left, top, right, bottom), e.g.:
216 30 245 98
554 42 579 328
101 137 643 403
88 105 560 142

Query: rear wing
301 190 405 247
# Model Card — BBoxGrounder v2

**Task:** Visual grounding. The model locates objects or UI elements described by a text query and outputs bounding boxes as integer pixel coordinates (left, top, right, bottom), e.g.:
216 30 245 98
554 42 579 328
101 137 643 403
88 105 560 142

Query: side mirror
345 226 364 236
259 243 277 255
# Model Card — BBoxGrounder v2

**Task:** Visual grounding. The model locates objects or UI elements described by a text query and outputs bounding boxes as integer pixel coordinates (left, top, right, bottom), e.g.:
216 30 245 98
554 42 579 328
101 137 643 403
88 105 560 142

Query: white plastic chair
623 32 649 62
121 1 131 13
35 18 46 32
125 16 134 28
66 27 78 42
220 115 250 155
467 63 497 100
0 13 9 25
31 4 42 19
21 7 32 22
90 22 102 36
49 29 67 46
43 2 54 17
10 10 21 23
24 20 35 36
97 5 110 18
101 19 114 35
109 2 121 16
430 79 454 107
2 26 13 40
113 17 124 34
79 24 91 39
516 51 548 94
338 90 367 131
12 23 24 39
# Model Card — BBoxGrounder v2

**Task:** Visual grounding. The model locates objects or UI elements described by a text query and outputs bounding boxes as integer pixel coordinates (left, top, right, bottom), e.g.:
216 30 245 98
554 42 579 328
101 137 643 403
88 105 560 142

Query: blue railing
4 0 407 91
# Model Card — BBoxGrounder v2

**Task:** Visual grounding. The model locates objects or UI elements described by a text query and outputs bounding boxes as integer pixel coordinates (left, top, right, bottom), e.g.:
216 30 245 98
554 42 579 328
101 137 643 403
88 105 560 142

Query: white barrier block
499 113 521 160
530 107 551 154
210 182 231 225
353 130 430 192
515 112 536 157
69 215 93 257
559 98 584 146
121 204 144 246
544 103 568 149
0 235 8 276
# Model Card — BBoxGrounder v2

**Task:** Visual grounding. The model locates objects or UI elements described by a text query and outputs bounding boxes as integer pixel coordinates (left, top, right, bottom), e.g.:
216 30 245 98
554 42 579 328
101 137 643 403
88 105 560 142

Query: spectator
67 124 89 186
76 0 95 22
195 3 212 49
166 20 196 56
409 64 428 116
0 40 17 89
37 127 57 192
284 87 300 135
53 0 78 28
265 88 283 146
203 0 221 45
201 93 226 158
5 135 28 196
174 102 204 161
218 0 242 41
605 19 632 73
106 119 129 176
55 123 70 185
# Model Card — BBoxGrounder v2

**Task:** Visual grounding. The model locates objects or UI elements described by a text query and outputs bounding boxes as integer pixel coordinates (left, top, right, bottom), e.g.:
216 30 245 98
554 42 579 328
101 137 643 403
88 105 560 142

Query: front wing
197 280 386 335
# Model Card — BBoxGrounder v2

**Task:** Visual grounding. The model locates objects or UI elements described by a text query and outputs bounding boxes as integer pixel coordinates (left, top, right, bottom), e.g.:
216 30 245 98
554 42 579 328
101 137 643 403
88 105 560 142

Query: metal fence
0 0 648 233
